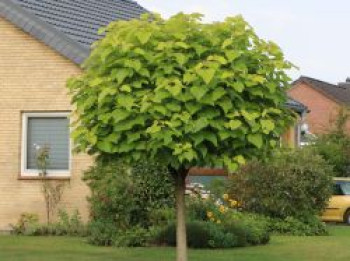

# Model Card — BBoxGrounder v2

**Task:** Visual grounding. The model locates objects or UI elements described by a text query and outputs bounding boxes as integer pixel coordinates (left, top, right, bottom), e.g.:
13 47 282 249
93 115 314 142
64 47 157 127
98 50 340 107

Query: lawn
0 226 350 261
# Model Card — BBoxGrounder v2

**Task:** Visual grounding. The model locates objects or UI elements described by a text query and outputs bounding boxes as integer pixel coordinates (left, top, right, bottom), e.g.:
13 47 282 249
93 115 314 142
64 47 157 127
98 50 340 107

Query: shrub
154 220 269 249
312 108 350 177
268 216 328 236
83 157 175 246
228 148 334 220
11 213 39 235
88 220 117 246
11 210 88 237
114 226 152 247
84 157 174 228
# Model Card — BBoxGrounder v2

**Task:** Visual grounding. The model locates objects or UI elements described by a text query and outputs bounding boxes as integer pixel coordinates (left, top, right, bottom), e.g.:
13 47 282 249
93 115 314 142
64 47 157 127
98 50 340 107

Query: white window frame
21 112 71 177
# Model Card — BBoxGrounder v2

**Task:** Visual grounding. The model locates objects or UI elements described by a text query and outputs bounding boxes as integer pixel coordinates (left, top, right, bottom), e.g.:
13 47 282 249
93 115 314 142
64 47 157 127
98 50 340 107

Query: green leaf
120 85 131 93
183 72 197 84
208 55 227 64
225 50 240 61
219 130 232 141
218 98 233 113
192 118 209 132
203 132 218 146
185 102 202 115
90 77 104 87
232 81 245 93
127 132 141 143
117 95 135 110
124 59 142 72
197 68 216 84
248 134 263 148
222 38 233 49
136 31 152 44
112 109 131 123
234 155 246 165
211 87 226 101
153 105 168 115
227 120 242 130
175 42 190 49
190 86 208 100
98 88 117 104
166 102 181 112
224 156 239 172
97 140 114 153
115 69 131 85
261 119 275 134
251 74 266 84
174 53 188 65
241 110 260 121
146 121 162 134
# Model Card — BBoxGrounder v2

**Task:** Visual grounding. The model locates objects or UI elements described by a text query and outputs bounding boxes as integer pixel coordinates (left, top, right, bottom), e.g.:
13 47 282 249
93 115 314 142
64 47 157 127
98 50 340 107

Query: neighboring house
0 0 147 231
289 76 350 135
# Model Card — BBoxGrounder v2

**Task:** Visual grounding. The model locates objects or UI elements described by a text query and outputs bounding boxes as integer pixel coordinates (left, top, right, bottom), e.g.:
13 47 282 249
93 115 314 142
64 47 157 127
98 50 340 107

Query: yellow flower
223 194 229 201
230 200 238 207
216 220 221 224
219 205 227 213
207 211 214 218
210 218 215 222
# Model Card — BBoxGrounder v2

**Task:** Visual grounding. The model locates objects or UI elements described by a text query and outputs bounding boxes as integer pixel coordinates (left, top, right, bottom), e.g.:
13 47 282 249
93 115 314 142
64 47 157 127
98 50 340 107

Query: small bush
11 210 88 237
268 216 328 236
312 108 350 177
114 226 151 247
228 148 334 220
88 220 117 246
84 157 174 229
154 220 269 249
11 213 39 235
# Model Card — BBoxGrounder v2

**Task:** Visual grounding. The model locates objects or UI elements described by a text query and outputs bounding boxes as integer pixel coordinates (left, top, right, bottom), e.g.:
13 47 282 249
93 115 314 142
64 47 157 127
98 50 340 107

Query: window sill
18 176 71 181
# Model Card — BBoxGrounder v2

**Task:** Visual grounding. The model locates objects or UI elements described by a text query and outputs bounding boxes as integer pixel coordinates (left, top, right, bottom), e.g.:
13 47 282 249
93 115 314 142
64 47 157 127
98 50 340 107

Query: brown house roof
294 76 350 105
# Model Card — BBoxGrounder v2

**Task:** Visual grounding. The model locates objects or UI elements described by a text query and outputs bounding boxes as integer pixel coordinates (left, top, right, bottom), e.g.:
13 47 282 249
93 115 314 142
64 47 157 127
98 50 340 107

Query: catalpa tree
68 13 294 261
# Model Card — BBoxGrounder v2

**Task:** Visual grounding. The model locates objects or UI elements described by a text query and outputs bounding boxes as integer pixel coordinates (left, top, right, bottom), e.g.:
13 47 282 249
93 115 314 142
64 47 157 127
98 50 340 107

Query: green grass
1 226 350 261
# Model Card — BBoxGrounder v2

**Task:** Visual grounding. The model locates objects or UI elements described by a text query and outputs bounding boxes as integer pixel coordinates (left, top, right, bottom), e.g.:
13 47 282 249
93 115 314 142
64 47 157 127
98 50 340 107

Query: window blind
26 117 69 170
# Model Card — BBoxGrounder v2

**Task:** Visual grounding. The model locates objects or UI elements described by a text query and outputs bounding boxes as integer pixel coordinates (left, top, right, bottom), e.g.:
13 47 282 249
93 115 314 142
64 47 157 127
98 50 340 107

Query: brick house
0 0 147 231
0 0 307 231
289 76 350 135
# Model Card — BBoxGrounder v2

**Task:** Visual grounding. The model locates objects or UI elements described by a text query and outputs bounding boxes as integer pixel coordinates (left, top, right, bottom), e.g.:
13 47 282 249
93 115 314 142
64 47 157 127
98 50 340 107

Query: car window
340 182 350 195
333 184 344 195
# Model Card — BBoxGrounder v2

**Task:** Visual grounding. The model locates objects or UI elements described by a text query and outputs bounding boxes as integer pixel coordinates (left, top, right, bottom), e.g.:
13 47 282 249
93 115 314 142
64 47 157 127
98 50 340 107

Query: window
21 113 71 177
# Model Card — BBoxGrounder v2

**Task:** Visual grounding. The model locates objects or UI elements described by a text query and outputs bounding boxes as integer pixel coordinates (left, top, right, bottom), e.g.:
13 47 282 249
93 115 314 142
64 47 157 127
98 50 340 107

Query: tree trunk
174 168 189 261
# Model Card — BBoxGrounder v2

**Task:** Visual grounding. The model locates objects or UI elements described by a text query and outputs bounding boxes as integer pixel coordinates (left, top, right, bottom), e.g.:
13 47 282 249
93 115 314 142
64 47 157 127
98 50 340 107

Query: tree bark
174 168 189 261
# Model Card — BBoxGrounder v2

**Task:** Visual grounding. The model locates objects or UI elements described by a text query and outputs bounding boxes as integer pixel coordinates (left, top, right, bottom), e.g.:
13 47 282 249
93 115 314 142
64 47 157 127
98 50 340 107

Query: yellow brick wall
0 18 92 230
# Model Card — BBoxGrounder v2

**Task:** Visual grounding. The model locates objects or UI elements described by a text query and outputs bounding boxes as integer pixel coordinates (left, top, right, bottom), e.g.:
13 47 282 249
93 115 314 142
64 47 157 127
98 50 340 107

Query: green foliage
114 226 152 247
68 13 294 173
83 157 174 245
154 220 269 249
88 220 117 246
11 210 88 237
312 108 350 177
10 213 39 235
267 216 328 236
228 148 334 220
83 157 174 228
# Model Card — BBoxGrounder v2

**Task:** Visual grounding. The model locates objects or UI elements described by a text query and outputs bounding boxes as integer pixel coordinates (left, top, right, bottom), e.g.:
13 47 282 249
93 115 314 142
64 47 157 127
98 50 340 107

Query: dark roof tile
11 0 148 49
0 0 148 64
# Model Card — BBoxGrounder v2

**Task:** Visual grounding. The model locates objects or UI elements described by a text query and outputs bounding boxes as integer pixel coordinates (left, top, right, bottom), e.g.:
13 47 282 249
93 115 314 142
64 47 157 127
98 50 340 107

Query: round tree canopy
68 13 295 172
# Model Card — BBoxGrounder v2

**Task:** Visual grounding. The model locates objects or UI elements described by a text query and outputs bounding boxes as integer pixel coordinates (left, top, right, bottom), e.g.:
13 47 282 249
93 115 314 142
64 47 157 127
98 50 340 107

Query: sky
137 0 350 84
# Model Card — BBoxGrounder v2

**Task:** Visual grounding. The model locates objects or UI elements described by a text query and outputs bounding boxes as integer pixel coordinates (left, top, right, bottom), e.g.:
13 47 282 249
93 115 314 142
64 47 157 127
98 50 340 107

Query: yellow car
322 178 350 224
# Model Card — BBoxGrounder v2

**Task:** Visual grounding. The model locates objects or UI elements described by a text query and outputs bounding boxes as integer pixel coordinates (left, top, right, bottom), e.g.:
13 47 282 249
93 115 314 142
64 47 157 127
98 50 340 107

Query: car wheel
344 210 350 225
